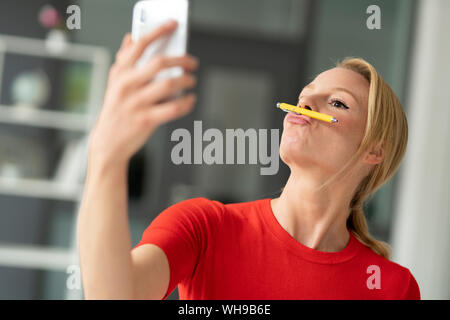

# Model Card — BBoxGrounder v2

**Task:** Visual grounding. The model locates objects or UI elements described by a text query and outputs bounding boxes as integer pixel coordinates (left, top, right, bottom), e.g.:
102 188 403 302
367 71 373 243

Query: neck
271 168 356 252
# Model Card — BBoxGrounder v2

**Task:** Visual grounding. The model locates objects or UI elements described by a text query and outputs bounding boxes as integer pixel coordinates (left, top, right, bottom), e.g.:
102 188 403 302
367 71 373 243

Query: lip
286 112 312 125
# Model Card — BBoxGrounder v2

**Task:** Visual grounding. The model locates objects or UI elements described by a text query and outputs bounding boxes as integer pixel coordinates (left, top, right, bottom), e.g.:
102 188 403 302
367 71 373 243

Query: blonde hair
284 57 408 260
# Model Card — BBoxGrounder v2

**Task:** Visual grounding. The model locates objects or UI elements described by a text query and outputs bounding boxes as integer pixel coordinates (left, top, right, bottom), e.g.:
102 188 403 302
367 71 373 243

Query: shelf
0 176 83 201
0 104 95 132
0 243 76 271
0 34 110 63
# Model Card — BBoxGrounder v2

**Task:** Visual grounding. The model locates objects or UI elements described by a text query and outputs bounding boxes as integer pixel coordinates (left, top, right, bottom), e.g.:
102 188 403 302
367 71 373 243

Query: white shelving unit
0 104 96 131
0 34 110 299
0 243 77 271
0 176 83 201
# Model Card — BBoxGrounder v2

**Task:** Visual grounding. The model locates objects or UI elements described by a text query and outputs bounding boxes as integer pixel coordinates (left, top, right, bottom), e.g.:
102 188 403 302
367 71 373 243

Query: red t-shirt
134 197 420 300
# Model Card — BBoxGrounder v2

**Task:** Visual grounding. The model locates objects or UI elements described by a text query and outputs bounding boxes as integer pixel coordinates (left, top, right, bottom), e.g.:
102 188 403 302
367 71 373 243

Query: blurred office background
0 0 448 299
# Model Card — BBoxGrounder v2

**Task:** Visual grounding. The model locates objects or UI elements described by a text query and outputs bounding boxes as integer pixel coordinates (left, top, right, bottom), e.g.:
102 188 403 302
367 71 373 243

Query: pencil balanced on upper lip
277 102 338 124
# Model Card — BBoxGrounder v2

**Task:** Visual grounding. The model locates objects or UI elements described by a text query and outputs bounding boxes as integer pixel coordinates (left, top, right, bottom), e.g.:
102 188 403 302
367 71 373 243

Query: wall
392 0 450 299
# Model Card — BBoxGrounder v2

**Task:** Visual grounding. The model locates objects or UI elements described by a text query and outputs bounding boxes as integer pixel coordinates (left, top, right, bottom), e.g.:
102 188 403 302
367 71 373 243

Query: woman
78 20 420 300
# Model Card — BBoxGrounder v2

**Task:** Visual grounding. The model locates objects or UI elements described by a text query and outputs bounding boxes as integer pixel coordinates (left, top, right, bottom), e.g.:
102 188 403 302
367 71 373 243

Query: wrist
87 151 129 180
87 135 129 172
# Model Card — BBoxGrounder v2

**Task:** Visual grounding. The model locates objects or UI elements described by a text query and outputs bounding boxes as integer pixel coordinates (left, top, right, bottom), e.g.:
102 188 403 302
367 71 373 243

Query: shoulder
382 259 420 299
220 198 269 223
170 197 266 216
152 197 268 233
358 244 421 299
170 197 225 213
156 197 225 226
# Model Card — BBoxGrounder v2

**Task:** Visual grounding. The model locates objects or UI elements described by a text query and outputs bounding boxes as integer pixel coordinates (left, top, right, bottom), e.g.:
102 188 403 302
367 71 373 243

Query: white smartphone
131 0 190 81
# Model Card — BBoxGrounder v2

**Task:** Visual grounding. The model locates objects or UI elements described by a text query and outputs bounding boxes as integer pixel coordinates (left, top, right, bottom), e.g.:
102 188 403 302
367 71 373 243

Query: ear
364 141 384 165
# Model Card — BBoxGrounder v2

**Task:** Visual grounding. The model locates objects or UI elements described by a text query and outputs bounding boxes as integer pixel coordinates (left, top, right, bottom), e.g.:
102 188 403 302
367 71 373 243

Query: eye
330 99 349 109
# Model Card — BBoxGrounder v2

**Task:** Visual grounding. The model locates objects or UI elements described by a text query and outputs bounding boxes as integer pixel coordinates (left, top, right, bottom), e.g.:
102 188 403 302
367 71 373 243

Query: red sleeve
133 197 223 300
403 271 421 300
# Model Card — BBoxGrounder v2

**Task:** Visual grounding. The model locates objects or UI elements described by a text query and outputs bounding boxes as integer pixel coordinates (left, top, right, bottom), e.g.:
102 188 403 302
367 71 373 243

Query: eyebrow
301 83 360 105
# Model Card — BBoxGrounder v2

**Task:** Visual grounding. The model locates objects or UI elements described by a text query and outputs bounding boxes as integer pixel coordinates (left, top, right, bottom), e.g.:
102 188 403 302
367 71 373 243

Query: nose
297 101 314 111
297 97 315 111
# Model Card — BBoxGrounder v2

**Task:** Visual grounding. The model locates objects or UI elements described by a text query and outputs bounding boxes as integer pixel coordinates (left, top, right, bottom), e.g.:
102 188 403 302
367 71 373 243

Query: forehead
305 67 369 106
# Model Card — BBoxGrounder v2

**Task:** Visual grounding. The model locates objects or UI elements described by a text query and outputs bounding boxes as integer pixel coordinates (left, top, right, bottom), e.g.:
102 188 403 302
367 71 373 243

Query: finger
126 20 178 67
124 55 198 90
131 74 196 107
115 33 133 61
147 93 196 125
120 33 132 50
116 55 198 94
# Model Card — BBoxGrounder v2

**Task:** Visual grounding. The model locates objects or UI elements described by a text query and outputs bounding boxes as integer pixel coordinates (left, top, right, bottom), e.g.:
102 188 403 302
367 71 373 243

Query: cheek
332 113 367 154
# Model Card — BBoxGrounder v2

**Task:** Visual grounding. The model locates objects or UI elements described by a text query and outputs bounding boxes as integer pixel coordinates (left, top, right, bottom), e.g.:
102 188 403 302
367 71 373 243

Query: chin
279 128 306 156
279 138 328 172
279 139 304 168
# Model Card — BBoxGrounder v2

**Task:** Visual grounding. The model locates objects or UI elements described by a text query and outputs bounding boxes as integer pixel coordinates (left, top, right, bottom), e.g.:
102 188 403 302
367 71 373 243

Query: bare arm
78 158 134 299
79 156 171 299
77 20 198 299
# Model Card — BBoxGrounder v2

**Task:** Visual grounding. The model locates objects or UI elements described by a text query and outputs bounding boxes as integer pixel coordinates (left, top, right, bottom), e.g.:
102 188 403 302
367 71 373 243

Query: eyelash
297 98 350 110
329 99 349 109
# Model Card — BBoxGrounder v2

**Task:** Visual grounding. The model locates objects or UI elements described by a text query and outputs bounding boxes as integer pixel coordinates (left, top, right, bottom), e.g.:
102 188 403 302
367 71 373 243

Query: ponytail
346 174 392 260
347 207 392 259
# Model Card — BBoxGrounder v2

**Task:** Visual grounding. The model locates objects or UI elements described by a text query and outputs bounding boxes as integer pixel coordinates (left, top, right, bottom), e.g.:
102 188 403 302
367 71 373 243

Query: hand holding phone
131 0 189 81
90 19 198 167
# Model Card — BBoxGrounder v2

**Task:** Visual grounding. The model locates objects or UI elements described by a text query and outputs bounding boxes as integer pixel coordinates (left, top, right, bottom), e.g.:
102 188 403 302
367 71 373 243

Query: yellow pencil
276 102 338 124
